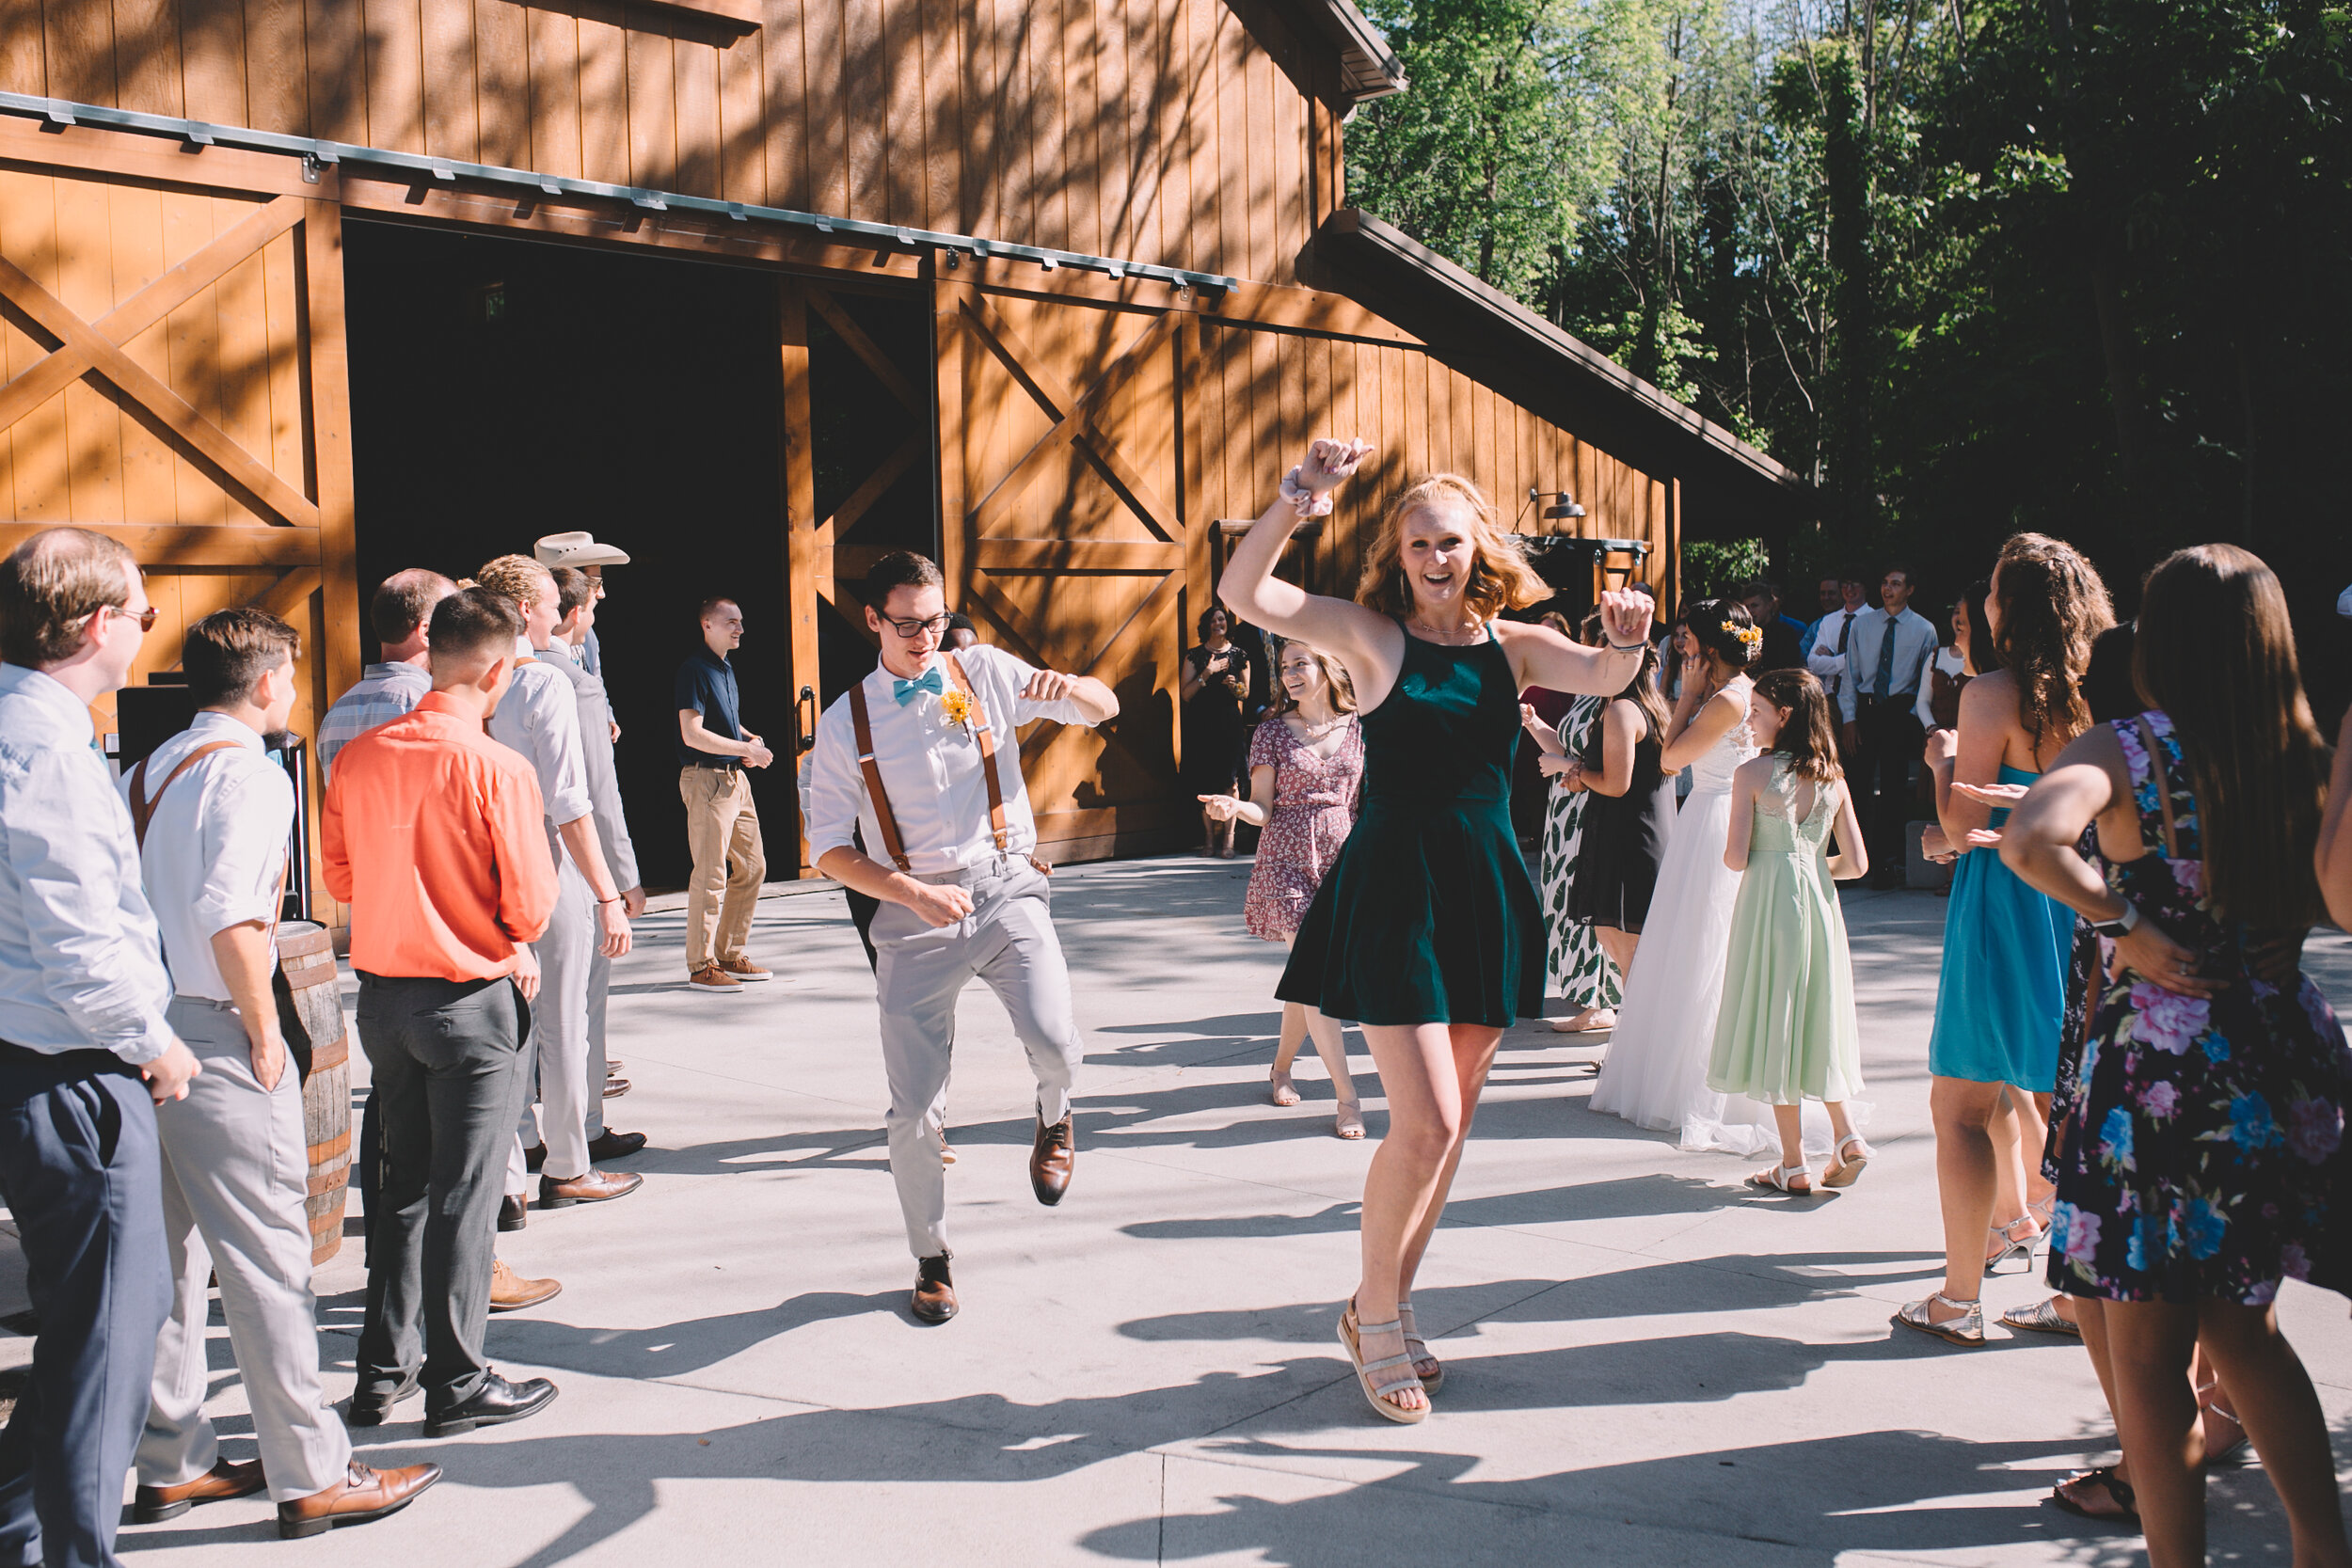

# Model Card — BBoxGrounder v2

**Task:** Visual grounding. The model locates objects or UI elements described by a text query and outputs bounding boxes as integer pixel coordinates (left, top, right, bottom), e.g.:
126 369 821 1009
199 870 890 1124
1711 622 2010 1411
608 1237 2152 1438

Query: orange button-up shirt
323 691 558 981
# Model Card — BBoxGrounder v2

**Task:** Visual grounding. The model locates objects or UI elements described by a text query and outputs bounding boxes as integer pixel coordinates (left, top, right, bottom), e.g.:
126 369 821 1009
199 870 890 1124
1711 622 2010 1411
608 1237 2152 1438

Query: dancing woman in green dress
1219 438 1656 1423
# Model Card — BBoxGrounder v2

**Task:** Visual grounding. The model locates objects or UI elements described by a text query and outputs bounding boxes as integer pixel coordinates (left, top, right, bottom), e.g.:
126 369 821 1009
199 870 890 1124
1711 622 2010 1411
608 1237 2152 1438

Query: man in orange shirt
324 588 563 1438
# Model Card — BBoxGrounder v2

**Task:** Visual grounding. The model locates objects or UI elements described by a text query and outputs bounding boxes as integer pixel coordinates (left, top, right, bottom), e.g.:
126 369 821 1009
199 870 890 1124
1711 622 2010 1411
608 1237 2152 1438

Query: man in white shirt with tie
804 550 1119 1325
1835 563 1940 888
1804 571 1870 719
123 609 439 1538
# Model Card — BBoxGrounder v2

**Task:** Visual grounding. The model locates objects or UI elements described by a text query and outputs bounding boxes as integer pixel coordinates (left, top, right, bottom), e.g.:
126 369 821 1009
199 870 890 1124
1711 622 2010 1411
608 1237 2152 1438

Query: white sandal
1396 1299 1443 1393
1337 1303 1427 1424
1332 1100 1365 1140
1820 1133 1871 1188
1746 1162 1812 1194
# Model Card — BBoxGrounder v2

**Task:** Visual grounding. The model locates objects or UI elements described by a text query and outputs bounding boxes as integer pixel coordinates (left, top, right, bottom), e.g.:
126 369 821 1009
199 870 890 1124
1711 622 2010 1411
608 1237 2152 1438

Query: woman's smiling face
1397 499 1480 618
1279 644 1326 705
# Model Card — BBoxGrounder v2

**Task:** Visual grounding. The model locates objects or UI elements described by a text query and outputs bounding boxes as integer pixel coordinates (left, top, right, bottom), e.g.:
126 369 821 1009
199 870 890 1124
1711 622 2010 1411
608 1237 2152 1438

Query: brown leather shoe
716 955 771 981
1029 1116 1074 1206
910 1253 957 1323
538 1168 644 1208
133 1457 265 1523
688 962 741 991
603 1077 631 1099
608 1058 626 1075
523 1142 547 1173
497 1194 528 1233
488 1258 562 1312
277 1461 441 1539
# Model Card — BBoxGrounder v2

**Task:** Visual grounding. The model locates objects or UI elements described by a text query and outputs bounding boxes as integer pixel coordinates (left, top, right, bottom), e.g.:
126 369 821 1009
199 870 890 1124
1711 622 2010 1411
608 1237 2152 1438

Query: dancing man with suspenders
804 551 1119 1324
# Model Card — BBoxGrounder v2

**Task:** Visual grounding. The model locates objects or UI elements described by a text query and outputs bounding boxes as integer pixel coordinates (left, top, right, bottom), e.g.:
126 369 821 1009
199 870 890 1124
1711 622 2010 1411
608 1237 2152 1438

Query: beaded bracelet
1279 465 1335 518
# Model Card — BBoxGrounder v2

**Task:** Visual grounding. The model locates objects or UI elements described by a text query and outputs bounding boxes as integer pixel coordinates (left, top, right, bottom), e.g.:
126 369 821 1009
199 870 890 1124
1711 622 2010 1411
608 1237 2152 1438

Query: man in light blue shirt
1836 563 1941 887
318 569 454 780
0 526 199 1568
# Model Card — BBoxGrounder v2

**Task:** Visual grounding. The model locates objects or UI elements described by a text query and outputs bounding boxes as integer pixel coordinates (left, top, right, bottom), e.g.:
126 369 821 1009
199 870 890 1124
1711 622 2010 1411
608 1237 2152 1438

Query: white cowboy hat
534 531 631 568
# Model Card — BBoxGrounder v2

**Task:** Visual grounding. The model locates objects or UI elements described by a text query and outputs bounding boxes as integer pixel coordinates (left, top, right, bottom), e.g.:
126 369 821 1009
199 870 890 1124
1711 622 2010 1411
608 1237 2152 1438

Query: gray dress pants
508 858 594 1187
353 974 528 1413
872 858 1080 1259
140 999 350 1503
583 945 612 1142
0 1049 167 1568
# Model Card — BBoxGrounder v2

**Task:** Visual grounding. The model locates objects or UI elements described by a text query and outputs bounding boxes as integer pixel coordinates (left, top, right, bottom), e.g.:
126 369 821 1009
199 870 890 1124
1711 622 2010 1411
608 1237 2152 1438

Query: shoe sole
1335 1315 1428 1424
1891 1310 1985 1347
278 1473 441 1538
132 1500 191 1523
488 1286 563 1312
910 1303 958 1324
538 1183 642 1210
497 1214 526 1233
423 1388 557 1437
687 980 743 992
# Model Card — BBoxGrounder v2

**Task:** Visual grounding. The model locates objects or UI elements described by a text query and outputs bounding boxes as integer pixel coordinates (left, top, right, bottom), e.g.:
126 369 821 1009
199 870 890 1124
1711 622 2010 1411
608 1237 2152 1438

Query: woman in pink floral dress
1201 641 1369 1138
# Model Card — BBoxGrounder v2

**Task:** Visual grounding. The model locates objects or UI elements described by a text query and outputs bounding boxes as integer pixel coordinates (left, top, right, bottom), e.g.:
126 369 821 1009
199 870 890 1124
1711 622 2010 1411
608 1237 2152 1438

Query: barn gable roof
1280 0 1411 102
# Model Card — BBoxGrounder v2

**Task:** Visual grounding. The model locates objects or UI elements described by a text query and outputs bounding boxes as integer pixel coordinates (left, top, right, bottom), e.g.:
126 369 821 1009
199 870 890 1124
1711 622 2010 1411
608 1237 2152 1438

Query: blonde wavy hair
474 553 554 612
1354 474 1548 622
1271 639 1358 715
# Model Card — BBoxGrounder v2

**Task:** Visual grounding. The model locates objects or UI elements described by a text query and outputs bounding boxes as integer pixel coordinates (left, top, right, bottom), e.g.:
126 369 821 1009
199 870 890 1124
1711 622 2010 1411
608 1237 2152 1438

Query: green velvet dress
1277 622 1547 1026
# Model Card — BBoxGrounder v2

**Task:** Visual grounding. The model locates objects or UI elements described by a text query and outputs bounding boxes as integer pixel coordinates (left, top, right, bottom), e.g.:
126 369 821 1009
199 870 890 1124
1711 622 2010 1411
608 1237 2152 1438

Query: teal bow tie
894 667 945 705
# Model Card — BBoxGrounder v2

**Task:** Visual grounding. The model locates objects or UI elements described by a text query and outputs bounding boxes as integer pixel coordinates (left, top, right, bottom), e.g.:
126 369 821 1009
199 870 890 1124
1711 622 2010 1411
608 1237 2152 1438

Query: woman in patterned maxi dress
1526 687 1621 1032
1997 544 2349 1568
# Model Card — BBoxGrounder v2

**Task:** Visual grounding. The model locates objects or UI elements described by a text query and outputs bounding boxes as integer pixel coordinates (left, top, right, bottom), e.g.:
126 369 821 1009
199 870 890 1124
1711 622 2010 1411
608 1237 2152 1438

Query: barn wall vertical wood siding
8 0 1332 287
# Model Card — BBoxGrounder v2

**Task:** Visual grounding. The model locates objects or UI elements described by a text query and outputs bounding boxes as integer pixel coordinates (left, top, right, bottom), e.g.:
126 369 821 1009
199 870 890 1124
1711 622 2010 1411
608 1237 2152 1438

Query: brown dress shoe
1029 1116 1075 1206
498 1194 528 1233
688 962 741 991
488 1258 562 1312
608 1058 626 1075
603 1077 631 1099
277 1461 441 1539
523 1142 547 1173
716 955 771 981
538 1168 644 1208
910 1253 957 1323
134 1457 265 1522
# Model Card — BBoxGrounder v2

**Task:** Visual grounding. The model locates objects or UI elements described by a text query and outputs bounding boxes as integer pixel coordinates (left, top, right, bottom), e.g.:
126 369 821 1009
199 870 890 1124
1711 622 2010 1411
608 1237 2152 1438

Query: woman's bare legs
2023 1089 2058 1219
1922 1076 2012 1327
1595 927 1639 983
1272 1001 1308 1077
1351 1022 1502 1415
1754 1103 1811 1189
2185 1302 2350 1568
1986 1089 2032 1236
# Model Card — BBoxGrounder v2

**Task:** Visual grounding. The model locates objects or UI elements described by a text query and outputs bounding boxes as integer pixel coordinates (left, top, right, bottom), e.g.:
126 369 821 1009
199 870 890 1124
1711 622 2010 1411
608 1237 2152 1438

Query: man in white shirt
1834 563 1940 888
473 557 638 1220
0 529 202 1568
805 551 1118 1324
1804 571 1870 717
122 609 439 1538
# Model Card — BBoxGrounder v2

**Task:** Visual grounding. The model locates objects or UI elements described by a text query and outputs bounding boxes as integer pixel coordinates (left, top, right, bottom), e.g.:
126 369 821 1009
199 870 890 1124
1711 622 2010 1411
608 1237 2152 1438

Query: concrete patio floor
27 856 2352 1565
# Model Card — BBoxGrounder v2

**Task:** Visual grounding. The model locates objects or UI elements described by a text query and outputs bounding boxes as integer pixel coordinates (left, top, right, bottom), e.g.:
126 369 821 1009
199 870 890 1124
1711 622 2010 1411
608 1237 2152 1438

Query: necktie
1873 613 1899 700
894 667 945 705
1836 610 1853 655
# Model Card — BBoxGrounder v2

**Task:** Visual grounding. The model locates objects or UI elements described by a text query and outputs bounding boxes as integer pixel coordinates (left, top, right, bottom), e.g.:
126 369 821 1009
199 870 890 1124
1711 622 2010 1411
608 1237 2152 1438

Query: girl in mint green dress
1706 668 1873 1194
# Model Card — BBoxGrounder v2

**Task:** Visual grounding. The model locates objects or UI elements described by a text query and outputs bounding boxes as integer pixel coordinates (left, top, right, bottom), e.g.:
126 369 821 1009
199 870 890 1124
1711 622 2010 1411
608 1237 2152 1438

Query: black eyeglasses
879 612 953 638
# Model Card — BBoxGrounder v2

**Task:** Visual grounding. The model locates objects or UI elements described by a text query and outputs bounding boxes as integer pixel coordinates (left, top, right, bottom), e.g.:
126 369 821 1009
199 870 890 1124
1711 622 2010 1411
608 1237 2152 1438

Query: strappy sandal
1268 1069 1302 1107
1746 1162 1812 1194
2198 1378 2249 1466
2028 1196 2056 1255
1337 1302 1428 1424
1820 1133 1872 1188
1984 1216 2040 1274
2048 1465 2138 1523
1893 1292 1986 1346
1396 1299 1443 1393
1332 1100 1366 1140
1999 1296 2081 1338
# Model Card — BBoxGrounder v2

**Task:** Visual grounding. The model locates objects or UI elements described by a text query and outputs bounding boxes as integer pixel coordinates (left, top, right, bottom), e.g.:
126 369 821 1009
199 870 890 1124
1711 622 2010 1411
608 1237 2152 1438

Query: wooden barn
0 0 1805 902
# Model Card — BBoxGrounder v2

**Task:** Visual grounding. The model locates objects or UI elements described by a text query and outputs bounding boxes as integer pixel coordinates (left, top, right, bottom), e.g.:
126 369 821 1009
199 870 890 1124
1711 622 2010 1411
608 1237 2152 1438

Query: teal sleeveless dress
1926 762 2076 1090
1276 623 1546 1026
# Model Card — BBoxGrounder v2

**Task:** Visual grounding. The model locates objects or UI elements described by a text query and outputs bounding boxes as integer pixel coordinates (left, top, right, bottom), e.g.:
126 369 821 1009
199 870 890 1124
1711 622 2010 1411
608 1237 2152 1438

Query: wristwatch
2090 903 2141 940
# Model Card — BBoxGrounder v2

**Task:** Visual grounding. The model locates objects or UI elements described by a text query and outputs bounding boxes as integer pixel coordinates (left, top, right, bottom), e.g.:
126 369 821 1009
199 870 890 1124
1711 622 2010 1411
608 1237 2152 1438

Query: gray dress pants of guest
140 999 350 1503
508 858 594 1187
0 1047 168 1568
584 944 612 1143
871 857 1081 1259
354 974 528 1413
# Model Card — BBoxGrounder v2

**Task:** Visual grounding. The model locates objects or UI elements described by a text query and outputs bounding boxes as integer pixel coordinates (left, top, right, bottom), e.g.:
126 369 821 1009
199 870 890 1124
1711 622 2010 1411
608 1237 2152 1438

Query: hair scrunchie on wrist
1279 466 1335 518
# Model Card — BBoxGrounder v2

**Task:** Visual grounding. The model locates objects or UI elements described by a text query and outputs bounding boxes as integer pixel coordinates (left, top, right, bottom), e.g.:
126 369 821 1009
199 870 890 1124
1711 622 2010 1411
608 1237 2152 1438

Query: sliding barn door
933 283 1194 862
0 163 359 911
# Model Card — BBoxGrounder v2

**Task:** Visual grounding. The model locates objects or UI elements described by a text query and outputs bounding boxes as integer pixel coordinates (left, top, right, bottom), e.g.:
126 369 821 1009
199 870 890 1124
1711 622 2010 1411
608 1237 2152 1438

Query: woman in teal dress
1220 439 1656 1424
1899 533 2113 1347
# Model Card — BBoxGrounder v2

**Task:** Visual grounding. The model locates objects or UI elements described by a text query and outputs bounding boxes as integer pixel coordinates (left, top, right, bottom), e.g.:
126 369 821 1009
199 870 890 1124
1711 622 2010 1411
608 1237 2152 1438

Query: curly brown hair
1991 533 2113 753
1354 474 1548 622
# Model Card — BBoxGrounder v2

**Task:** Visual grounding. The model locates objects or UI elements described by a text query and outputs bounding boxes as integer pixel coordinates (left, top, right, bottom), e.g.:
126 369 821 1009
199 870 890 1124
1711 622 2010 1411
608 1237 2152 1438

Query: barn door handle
796 686 818 752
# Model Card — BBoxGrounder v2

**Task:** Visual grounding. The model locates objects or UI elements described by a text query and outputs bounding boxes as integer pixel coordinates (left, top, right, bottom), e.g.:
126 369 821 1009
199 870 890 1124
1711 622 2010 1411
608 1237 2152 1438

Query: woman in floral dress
1998 543 2348 1568
1202 640 1369 1138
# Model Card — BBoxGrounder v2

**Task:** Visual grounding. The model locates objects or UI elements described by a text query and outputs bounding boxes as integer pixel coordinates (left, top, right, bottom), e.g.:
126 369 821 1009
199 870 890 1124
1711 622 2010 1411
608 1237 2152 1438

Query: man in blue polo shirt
675 596 773 991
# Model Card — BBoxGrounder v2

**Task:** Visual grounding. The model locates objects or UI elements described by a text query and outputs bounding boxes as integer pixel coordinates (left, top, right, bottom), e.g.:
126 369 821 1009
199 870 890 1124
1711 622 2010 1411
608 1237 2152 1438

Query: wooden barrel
277 921 351 1266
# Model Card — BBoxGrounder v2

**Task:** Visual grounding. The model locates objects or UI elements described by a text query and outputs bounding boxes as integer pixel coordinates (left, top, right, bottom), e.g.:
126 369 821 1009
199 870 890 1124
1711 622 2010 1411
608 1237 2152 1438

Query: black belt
685 757 743 771
0 1039 140 1078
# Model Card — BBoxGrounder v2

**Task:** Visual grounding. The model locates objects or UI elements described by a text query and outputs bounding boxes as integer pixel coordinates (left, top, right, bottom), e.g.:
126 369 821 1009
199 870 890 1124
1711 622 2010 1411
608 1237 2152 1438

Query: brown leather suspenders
846 653 1031 874
128 741 242 846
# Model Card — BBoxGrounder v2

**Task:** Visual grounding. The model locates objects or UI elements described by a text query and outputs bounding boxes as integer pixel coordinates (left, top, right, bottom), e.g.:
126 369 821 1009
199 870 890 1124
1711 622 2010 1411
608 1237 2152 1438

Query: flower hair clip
1727 622 1763 649
1279 466 1335 518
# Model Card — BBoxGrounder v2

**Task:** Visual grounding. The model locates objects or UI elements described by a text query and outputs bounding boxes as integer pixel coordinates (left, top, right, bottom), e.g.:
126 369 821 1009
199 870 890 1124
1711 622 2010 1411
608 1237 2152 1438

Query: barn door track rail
0 91 1238 299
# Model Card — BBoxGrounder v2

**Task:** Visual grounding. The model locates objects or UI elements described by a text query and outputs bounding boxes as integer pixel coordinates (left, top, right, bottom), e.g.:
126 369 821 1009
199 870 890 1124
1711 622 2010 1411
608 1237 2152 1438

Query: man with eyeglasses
676 595 773 991
804 550 1118 1325
0 527 202 1568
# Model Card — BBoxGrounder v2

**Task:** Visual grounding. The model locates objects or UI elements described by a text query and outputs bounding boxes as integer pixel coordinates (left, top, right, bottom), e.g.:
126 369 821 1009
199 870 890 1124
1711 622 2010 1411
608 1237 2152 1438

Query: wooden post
778 278 819 876
301 199 363 924
930 277 968 610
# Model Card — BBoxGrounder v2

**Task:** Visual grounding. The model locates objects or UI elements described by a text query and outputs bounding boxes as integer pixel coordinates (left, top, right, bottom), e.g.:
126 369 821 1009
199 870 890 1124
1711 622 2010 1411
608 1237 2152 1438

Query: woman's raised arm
1217 440 1393 675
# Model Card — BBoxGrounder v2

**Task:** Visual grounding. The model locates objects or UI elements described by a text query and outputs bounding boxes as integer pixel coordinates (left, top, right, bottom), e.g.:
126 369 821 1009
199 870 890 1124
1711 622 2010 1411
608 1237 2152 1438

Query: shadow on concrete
1117 1173 1741 1243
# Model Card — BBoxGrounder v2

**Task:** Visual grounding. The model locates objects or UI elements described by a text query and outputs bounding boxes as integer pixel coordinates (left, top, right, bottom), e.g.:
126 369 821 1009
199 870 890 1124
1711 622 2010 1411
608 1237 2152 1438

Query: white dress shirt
1805 607 1866 699
806 645 1097 875
486 636 593 863
119 712 295 1004
0 664 174 1063
1835 605 1941 722
544 641 640 891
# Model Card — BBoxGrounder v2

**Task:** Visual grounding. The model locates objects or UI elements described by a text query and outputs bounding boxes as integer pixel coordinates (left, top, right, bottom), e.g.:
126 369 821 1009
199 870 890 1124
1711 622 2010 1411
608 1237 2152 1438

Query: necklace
1407 617 1485 644
1292 713 1350 740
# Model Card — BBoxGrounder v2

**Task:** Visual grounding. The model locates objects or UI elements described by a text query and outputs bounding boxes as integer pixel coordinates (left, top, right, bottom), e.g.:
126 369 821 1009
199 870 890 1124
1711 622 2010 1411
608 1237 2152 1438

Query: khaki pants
680 765 764 971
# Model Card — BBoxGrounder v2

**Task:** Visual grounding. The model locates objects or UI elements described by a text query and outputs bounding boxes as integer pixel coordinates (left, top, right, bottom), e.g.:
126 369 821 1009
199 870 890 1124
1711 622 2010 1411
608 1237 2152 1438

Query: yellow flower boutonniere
939 688 974 735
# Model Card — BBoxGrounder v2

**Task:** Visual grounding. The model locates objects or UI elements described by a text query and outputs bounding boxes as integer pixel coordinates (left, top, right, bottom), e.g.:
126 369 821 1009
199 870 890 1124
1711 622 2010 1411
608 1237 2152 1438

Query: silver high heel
1984 1216 2039 1274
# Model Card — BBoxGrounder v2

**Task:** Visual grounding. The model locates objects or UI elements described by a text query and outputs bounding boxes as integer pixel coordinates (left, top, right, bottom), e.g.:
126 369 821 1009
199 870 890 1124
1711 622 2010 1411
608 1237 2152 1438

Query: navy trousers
0 1051 168 1568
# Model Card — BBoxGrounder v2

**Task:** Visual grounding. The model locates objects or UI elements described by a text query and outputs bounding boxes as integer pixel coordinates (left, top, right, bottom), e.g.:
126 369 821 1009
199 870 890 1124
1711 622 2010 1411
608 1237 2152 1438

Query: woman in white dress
1590 598 1764 1146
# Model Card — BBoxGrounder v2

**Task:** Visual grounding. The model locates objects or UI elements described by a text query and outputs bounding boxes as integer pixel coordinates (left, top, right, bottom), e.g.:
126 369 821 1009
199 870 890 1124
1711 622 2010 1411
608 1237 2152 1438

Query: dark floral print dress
2046 710 2352 1306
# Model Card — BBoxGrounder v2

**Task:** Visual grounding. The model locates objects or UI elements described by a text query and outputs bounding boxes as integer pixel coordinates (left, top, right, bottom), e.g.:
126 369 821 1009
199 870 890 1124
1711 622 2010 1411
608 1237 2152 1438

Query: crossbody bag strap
127 740 243 848
846 680 914 872
2136 715 2182 862
944 653 1009 855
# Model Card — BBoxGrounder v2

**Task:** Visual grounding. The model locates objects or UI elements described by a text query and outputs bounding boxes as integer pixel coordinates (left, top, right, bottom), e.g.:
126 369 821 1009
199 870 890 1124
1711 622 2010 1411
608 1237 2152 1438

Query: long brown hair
2133 545 2330 927
1752 668 1843 782
1607 642 1671 750
1354 474 1548 621
1992 533 2112 752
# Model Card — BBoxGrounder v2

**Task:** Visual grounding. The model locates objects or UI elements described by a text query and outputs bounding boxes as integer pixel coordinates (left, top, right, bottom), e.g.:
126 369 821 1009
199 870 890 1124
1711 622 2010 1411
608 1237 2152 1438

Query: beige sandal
1337 1303 1427 1424
1820 1132 1871 1188
1746 1162 1812 1194
1396 1299 1443 1393
1333 1099 1365 1140
1268 1069 1302 1107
